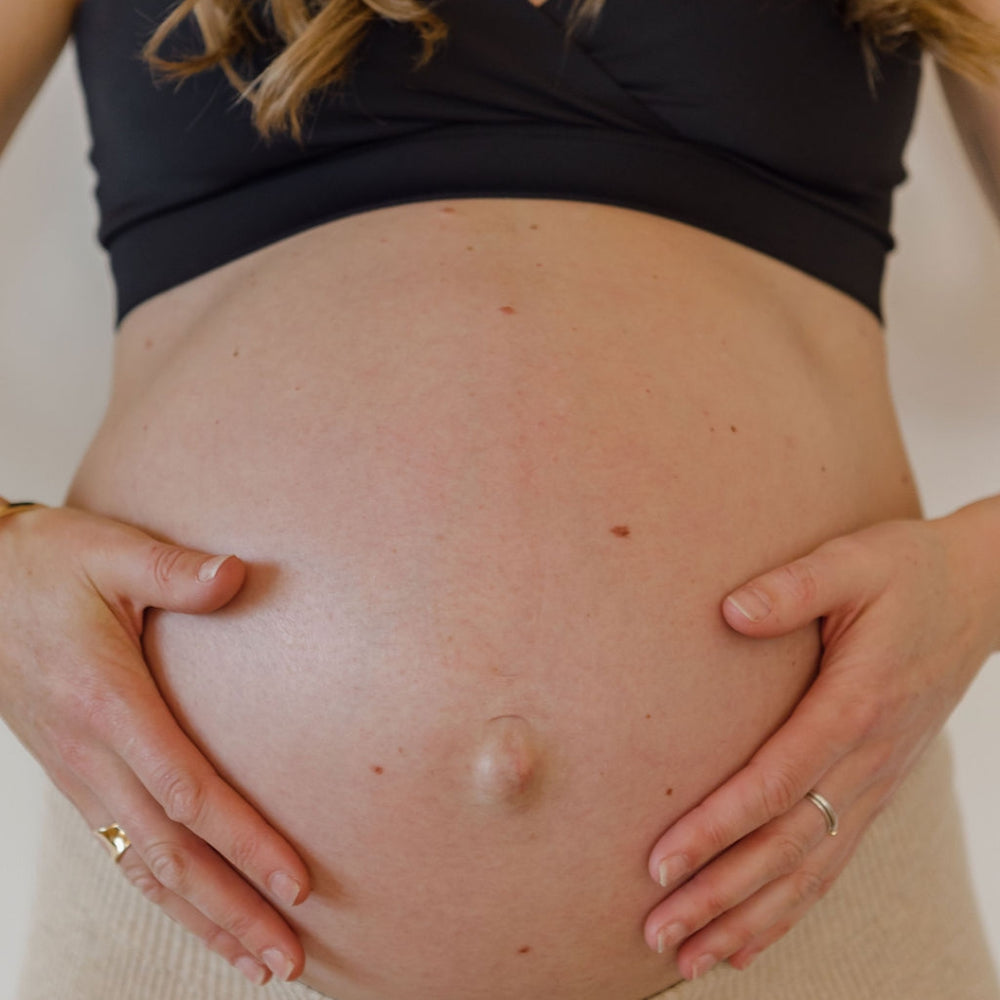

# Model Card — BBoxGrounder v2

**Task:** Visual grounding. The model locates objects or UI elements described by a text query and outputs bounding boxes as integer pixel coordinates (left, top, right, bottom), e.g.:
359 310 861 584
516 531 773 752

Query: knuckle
759 766 801 818
224 830 260 877
771 833 808 875
123 863 167 904
776 559 819 606
697 883 733 923
158 769 207 828
790 868 830 907
217 905 259 944
148 544 187 589
145 840 190 891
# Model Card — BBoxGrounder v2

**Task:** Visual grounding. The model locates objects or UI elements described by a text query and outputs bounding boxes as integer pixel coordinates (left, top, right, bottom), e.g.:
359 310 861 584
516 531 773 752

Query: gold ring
805 790 839 836
94 823 132 862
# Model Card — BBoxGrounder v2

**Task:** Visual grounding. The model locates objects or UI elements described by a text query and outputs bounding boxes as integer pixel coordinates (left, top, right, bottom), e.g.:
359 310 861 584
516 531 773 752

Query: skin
3 0 1000 992
61 195 928 1000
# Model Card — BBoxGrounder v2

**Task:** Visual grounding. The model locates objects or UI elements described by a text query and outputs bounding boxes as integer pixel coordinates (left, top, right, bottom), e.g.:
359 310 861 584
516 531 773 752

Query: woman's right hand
0 503 310 987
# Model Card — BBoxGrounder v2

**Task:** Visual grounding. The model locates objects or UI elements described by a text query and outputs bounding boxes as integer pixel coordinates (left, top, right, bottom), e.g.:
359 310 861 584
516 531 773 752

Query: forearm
934 493 1000 655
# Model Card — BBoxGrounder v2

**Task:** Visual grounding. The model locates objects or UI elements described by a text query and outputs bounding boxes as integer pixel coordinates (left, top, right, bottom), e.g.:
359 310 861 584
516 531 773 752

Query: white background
1 41 998 998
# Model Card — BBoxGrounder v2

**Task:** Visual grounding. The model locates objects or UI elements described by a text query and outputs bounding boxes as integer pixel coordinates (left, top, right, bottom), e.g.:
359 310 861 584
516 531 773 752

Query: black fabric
70 0 924 327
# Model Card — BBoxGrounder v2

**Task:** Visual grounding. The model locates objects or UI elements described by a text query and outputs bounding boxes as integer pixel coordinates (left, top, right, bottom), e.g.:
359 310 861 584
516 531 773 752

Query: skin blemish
666 787 674 796
645 714 652 720
529 223 539 230
466 245 475 251
821 464 828 473
730 424 737 433
144 337 154 350
232 348 240 358
440 206 456 213
500 305 516 315
471 715 543 807
371 765 384 775
518 946 532 954
610 525 631 538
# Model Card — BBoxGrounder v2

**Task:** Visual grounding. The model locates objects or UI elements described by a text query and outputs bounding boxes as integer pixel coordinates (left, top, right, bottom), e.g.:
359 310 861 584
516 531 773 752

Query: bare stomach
65 197 921 1000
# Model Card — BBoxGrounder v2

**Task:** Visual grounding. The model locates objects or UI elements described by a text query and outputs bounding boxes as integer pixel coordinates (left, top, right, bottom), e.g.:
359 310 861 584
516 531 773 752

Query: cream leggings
16 731 999 1000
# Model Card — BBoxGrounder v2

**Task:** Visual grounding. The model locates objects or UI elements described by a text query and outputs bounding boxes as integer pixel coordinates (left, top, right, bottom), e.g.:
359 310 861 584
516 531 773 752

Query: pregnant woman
4 0 1000 997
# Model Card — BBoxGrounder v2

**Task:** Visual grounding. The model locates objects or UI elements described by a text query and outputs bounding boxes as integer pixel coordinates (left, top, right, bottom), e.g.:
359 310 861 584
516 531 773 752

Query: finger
60 781 273 987
721 535 886 638
644 745 879 955
645 781 842 955
90 756 305 983
81 518 246 618
647 673 871 889
114 856 275 987
673 825 859 981
104 681 310 911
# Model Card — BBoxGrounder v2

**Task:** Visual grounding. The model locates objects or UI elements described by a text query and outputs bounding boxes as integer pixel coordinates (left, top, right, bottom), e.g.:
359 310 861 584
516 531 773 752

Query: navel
470 715 543 808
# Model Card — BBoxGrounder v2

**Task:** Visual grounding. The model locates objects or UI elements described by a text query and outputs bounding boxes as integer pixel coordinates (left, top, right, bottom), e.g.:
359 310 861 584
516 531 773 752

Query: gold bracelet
0 496 48 520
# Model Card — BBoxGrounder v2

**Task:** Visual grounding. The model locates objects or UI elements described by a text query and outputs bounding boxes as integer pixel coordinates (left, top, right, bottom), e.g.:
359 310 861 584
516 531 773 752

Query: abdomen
66 198 921 1000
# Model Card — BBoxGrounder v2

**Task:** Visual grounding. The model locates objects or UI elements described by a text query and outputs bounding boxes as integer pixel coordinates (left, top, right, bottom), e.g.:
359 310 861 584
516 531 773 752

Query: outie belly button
470 714 545 808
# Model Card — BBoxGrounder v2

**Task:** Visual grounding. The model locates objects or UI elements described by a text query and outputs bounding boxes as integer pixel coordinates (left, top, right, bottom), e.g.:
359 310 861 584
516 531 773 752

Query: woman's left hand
642 510 1000 981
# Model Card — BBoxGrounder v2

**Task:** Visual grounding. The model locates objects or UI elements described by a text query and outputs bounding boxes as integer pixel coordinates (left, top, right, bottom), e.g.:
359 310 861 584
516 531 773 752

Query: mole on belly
470 715 543 807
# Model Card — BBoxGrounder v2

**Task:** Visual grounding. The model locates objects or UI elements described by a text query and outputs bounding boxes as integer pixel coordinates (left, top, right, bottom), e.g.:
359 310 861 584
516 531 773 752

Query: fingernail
234 956 267 986
690 954 718 980
656 922 687 954
725 587 770 622
658 855 689 888
198 554 232 582
269 871 303 907
261 948 294 982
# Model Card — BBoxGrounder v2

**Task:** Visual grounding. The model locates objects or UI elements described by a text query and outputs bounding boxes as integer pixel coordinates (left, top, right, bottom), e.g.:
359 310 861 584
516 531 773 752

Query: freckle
447 635 454 643
293 385 301 392
821 464 828 473
440 206 456 213
730 424 737 433
144 337 154 350
371 765 384 775
397 746 406 755
900 473 910 484
518 945 532 954
611 525 631 538
500 305 516 315
232 348 240 358
666 787 674 796
466 245 475 251
141 423 148 432
645 713 651 719
709 426 716 433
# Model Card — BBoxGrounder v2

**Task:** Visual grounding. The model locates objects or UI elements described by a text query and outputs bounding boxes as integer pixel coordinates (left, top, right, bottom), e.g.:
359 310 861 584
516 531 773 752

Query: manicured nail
656 922 687 954
690 954 718 979
658 855 689 888
198 553 232 582
261 948 294 982
234 956 267 986
269 871 303 907
725 587 770 622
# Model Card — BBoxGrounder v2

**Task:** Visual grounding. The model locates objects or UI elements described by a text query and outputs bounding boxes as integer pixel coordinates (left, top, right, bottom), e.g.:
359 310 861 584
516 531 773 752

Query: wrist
932 495 1000 655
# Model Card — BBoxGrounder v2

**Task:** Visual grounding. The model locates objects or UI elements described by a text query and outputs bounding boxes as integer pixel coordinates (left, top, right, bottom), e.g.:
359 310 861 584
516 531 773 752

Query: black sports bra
70 0 924 327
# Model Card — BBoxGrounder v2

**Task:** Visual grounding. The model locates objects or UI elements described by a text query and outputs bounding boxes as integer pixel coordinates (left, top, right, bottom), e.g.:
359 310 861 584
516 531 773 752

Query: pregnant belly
65 200 920 1000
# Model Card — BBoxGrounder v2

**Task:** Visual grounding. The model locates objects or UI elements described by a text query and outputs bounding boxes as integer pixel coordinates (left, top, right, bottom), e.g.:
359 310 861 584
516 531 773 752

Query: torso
65 195 921 1000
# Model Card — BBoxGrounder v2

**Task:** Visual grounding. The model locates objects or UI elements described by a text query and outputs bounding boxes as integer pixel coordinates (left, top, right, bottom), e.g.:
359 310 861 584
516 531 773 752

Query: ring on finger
804 790 839 837
94 822 133 862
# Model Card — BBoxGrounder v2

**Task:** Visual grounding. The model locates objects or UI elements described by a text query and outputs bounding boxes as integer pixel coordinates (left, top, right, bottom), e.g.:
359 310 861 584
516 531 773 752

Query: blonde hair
141 0 1000 145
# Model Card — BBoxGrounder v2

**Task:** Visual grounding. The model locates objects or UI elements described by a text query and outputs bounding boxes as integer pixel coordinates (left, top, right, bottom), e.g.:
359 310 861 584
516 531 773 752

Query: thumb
91 530 247 616
722 537 872 638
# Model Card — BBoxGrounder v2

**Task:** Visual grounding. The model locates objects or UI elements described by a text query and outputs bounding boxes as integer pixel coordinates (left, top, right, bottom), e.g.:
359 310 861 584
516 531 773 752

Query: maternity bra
70 0 924 326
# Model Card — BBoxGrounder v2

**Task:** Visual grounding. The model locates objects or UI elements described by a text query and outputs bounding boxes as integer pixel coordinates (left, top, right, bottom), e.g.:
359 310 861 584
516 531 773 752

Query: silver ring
805 791 839 836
